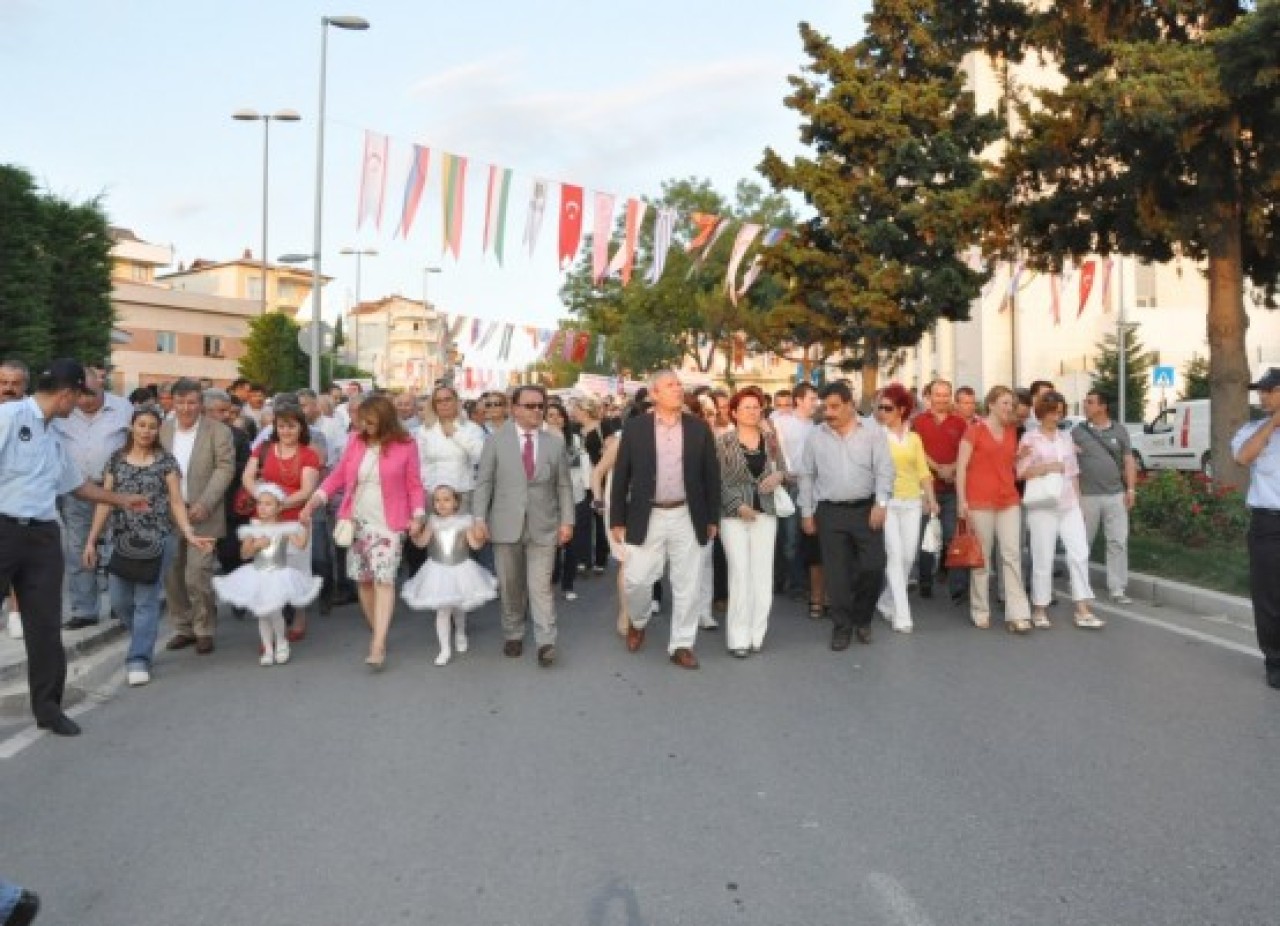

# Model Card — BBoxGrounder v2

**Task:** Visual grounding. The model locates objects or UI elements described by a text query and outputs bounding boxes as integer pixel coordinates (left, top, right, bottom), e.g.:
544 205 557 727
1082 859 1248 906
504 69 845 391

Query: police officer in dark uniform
0 360 148 736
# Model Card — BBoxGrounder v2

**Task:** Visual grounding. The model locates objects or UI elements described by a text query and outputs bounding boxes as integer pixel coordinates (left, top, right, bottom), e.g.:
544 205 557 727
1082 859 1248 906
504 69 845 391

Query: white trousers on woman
1025 505 1095 606
719 514 777 651
877 498 922 628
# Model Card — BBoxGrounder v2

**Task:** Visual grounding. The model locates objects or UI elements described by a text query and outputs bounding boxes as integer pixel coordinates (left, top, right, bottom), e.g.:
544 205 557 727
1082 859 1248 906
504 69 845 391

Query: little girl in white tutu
212 484 322 666
401 485 497 665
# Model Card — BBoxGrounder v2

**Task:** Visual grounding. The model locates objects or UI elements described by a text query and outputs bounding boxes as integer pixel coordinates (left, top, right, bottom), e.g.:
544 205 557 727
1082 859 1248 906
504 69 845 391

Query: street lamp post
310 14 370 391
340 247 378 371
232 108 301 316
423 265 441 382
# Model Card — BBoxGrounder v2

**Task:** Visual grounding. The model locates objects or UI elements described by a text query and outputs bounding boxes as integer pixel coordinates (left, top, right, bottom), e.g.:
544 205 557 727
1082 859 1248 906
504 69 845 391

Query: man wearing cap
1232 367 1280 690
0 360 149 735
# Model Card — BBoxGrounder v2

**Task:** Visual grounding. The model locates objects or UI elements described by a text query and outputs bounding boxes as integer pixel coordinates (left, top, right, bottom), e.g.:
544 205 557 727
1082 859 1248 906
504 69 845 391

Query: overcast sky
2 0 870 328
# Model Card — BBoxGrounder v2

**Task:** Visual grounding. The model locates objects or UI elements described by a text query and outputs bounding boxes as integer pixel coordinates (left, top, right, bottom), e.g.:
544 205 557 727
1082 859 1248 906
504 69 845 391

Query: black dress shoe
537 644 557 667
831 629 852 651
63 617 99 631
503 640 523 658
855 626 874 645
919 583 933 599
1266 668 1280 690
37 713 81 736
5 888 40 926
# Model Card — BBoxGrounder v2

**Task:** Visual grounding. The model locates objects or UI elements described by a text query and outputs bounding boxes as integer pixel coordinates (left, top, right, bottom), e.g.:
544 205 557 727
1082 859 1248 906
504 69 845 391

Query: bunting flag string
592 192 615 283
483 166 513 265
357 130 390 230
558 184 584 270
646 207 677 285
396 144 430 238
441 153 468 259
736 228 786 301
1099 258 1114 313
1049 273 1061 325
605 199 647 284
687 213 722 253
725 224 762 305
1078 259 1098 317
523 179 548 256
497 323 515 362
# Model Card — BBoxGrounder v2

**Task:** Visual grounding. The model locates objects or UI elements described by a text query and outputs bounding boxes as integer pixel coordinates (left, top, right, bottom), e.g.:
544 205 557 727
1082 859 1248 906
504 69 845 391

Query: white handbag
1022 471 1064 509
332 519 356 547
921 515 943 554
772 486 796 518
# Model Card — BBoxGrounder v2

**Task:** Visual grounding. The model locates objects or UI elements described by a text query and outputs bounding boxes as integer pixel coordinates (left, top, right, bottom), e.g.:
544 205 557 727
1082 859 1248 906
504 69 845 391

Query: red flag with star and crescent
558 184 584 270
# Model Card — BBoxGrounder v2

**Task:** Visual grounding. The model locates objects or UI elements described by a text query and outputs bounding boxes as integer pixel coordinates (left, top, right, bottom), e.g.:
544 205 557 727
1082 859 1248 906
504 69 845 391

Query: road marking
1091 602 1258 657
865 872 935 926
0 692 111 760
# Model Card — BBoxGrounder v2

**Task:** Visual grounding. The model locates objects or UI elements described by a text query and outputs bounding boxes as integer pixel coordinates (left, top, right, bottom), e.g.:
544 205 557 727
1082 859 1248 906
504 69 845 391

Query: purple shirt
654 413 684 503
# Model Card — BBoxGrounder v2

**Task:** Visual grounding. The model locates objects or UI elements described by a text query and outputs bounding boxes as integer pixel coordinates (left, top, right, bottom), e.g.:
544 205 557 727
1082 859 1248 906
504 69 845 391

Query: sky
1 0 871 332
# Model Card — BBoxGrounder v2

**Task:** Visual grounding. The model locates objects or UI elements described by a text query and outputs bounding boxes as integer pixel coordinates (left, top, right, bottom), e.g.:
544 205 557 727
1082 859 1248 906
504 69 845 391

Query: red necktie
522 432 535 481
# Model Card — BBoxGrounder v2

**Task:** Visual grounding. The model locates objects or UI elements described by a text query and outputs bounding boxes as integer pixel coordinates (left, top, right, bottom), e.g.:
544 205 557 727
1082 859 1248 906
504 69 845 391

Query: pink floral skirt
347 520 404 585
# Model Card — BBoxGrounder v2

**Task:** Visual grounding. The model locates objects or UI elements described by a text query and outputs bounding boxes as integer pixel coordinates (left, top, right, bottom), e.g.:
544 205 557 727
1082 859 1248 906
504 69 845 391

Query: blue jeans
110 535 177 672
918 492 969 595
60 493 102 620
774 485 805 591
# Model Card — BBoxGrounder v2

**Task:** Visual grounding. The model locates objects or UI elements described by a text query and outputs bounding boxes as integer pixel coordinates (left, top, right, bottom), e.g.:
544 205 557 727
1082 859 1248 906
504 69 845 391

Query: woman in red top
242 405 322 639
956 385 1032 632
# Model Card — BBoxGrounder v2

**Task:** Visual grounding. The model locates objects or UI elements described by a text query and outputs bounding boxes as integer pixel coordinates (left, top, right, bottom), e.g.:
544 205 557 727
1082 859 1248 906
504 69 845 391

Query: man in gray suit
473 384 575 667
161 378 235 654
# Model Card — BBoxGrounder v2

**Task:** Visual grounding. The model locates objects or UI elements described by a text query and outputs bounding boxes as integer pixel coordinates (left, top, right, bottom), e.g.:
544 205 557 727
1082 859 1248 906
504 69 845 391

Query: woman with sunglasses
872 384 939 633
415 385 484 513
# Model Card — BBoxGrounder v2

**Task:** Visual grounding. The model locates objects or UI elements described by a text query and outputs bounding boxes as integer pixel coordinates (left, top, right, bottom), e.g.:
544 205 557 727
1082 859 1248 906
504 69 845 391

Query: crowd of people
3 356 1280 752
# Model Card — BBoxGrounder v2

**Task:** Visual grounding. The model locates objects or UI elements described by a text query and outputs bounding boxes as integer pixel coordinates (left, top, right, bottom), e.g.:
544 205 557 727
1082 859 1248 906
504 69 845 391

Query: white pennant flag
592 192 615 283
725 224 762 305
357 130 390 230
605 199 648 283
523 179 548 256
646 207 677 285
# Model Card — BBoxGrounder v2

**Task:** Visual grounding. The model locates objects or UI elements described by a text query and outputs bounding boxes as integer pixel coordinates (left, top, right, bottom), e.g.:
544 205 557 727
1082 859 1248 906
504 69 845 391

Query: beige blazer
473 422 575 545
160 416 236 539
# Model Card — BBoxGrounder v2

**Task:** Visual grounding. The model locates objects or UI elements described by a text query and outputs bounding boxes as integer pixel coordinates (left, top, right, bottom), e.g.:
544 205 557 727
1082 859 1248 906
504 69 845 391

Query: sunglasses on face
877 404 896 412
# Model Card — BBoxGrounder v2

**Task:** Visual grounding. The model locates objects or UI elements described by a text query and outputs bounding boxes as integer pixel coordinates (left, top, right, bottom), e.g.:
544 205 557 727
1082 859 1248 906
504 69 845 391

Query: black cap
1250 368 1280 392
37 358 87 393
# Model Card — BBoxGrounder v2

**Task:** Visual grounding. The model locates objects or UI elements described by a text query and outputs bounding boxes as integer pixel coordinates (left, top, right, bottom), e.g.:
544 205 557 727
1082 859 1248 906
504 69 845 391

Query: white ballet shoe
435 650 451 666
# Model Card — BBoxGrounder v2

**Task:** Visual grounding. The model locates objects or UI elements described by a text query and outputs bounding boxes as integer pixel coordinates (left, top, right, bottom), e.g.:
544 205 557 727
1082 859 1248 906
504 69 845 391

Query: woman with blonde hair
956 385 1033 632
302 395 425 668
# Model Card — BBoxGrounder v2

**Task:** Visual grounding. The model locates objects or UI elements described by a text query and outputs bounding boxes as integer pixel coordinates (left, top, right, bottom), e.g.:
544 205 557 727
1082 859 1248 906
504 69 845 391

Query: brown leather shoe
503 640 523 658
669 647 700 669
165 634 197 651
625 622 645 653
195 636 215 654
855 626 873 645
831 628 852 651
537 644 556 667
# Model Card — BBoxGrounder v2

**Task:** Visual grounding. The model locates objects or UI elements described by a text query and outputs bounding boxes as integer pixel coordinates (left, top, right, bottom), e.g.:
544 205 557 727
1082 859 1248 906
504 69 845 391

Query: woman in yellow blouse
874 384 939 632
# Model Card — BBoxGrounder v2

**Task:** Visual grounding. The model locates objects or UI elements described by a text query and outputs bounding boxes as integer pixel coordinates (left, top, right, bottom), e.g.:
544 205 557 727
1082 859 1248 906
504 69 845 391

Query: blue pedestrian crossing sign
1152 365 1176 388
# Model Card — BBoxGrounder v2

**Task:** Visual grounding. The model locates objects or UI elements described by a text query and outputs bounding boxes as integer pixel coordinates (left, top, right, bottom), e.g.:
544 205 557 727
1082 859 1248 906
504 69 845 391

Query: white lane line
0 693 110 760
866 872 936 926
1088 601 1259 657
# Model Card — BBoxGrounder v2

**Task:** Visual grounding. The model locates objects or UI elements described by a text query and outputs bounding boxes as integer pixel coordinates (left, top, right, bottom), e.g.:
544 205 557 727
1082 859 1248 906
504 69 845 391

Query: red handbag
944 517 985 570
231 446 268 517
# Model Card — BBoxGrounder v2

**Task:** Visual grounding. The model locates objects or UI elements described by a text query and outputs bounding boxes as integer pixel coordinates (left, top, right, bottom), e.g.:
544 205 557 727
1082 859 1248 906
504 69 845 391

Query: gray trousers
58 494 101 620
1080 492 1129 596
494 540 557 646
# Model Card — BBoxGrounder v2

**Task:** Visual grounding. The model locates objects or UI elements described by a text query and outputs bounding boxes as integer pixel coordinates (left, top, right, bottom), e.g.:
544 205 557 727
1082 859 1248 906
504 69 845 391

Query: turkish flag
570 331 590 364
559 184 584 270
1078 260 1097 316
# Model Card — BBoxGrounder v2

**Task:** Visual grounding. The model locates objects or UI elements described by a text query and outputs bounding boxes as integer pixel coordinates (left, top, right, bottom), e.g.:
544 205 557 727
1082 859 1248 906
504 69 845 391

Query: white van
1129 399 1264 477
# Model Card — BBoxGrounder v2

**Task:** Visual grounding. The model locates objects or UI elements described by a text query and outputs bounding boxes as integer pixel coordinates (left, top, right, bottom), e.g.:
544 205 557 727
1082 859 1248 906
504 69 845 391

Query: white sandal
1074 613 1105 629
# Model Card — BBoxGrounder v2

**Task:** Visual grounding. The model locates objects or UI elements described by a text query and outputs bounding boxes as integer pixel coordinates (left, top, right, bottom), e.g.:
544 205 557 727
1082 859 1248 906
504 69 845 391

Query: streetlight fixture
232 108 301 316
340 247 378 370
309 13 370 391
423 265 443 383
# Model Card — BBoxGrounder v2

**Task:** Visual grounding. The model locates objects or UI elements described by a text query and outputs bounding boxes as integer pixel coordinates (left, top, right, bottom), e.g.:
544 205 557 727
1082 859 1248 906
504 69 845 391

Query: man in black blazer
610 370 721 669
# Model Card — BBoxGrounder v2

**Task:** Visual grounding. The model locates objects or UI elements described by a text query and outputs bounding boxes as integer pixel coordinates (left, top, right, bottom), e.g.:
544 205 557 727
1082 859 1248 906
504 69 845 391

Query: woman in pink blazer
302 395 425 668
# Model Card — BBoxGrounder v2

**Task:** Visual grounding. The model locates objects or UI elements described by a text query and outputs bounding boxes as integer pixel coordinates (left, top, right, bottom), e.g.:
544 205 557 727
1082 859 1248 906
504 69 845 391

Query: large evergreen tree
1090 323 1154 425
994 0 1279 488
0 166 56 363
239 313 307 393
758 1 1002 399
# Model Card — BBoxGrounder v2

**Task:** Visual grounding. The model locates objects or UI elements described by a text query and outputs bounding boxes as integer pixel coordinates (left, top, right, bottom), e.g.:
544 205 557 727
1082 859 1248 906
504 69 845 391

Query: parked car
1128 399 1264 478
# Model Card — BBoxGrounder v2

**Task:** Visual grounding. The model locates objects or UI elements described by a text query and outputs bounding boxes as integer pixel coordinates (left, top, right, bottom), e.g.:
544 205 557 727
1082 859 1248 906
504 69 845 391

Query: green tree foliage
1091 323 1154 425
993 1 1279 488
0 165 113 366
1180 353 1212 400
758 2 1001 398
560 177 796 378
239 312 307 394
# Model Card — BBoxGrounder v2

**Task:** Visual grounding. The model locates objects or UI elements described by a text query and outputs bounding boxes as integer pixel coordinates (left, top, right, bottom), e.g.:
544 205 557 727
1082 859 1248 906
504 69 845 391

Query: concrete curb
0 622 127 718
1086 562 1254 629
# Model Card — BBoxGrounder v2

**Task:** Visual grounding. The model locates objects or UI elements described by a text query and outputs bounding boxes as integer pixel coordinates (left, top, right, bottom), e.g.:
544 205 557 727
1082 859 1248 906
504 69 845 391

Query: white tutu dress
401 514 498 612
212 523 323 617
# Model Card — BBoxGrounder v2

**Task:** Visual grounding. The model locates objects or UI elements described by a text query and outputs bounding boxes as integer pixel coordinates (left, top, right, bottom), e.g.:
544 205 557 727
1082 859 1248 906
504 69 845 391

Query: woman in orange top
956 385 1032 632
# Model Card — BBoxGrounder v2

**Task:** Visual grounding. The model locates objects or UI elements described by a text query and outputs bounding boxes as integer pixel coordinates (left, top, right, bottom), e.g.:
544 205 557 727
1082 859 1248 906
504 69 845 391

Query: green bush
1131 470 1250 547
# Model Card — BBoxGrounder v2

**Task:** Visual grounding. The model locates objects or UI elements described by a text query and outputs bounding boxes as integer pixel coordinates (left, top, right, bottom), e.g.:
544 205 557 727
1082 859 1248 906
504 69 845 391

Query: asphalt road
1 568 1277 926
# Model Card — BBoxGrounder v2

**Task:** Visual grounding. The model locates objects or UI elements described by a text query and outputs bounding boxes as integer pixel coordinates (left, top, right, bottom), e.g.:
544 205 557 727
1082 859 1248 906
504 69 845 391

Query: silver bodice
252 533 292 571
427 524 472 566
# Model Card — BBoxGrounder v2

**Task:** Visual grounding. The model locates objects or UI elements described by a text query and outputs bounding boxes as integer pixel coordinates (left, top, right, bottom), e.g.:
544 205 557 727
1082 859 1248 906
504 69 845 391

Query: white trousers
623 508 703 653
719 514 778 651
696 537 715 623
1025 505 1095 606
877 499 922 626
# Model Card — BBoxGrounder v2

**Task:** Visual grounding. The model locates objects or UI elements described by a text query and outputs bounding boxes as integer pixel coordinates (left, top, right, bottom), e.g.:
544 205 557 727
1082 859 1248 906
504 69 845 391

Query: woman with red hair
872 384 939 633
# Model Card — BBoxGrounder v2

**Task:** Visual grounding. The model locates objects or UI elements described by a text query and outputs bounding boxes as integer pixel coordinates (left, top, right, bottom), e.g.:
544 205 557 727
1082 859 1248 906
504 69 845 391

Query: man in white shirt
771 382 819 596
54 366 132 629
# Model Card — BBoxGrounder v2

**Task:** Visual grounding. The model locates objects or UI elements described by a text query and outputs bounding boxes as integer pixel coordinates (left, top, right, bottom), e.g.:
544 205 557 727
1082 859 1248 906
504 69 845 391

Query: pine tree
1090 323 1154 425
994 1 1280 488
1180 353 1212 400
42 195 114 364
758 1 1002 398
0 166 53 363
239 313 307 393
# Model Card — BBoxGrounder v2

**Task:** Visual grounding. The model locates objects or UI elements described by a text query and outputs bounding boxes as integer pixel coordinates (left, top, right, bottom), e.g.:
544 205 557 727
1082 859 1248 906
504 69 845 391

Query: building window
278 280 300 302
1134 261 1158 308
203 336 223 358
247 276 263 300
131 263 149 282
156 332 177 353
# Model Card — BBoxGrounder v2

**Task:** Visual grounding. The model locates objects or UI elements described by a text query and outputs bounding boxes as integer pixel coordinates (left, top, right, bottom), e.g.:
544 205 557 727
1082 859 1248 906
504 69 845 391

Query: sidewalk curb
1085 562 1254 628
0 622 126 718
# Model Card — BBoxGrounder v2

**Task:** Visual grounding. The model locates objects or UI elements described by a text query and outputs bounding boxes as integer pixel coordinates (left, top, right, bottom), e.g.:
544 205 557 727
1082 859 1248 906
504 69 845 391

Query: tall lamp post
309 14 370 391
340 247 378 371
423 265 441 382
232 108 301 316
